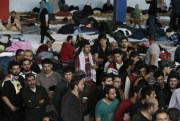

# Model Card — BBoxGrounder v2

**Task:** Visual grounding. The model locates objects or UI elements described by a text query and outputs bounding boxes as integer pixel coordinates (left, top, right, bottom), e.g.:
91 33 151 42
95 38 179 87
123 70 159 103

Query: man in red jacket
60 35 75 64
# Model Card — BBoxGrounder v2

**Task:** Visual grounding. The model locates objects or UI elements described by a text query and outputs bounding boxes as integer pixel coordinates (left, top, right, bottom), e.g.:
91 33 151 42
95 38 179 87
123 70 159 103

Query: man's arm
2 96 16 111
150 53 156 65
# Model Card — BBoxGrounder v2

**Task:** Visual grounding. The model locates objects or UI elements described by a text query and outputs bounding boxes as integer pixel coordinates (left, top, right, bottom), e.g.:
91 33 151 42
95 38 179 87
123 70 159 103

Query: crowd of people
0 0 180 121
0 32 179 121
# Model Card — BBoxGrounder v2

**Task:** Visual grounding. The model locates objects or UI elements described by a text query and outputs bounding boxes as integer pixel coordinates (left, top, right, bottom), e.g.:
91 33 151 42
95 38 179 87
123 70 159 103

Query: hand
10 106 17 112
123 113 130 121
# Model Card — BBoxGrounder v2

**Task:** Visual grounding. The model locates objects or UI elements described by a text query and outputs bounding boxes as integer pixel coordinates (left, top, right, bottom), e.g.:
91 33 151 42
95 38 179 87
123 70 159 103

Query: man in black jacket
33 2 55 43
22 73 49 121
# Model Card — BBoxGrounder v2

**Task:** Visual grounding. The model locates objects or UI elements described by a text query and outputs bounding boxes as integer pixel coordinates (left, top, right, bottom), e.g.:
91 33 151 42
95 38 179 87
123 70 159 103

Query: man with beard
22 73 49 121
120 37 129 59
1 61 25 121
95 85 119 121
61 76 85 121
20 58 37 79
24 50 41 74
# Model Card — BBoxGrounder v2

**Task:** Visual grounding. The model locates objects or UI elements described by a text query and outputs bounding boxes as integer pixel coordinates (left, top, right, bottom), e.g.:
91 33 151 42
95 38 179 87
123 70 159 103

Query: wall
9 0 170 12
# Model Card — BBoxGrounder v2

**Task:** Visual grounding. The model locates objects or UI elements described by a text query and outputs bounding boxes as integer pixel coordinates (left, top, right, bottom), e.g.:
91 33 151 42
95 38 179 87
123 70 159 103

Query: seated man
6 11 21 31
36 40 55 60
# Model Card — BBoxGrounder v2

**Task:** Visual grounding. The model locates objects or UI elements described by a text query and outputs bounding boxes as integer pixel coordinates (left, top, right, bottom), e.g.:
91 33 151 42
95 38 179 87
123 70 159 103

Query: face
42 63 53 74
100 38 107 46
121 39 129 49
22 60 32 72
149 91 157 98
107 55 114 62
64 72 73 83
77 79 85 93
24 52 33 60
131 56 139 64
103 77 113 86
114 53 122 64
169 78 179 89
10 65 21 76
107 88 117 101
139 68 146 76
83 45 91 54
156 76 164 87
43 117 50 121
113 77 121 89
11 12 16 18
152 99 159 114
17 51 25 61
26 75 36 89
156 113 169 121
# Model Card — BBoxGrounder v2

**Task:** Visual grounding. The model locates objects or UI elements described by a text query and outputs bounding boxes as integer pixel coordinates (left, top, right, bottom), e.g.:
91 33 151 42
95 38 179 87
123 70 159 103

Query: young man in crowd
95 85 119 121
2 61 25 121
61 76 85 121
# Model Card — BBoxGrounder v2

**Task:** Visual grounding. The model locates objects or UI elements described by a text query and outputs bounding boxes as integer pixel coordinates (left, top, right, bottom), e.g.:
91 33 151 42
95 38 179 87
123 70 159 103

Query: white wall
9 0 170 12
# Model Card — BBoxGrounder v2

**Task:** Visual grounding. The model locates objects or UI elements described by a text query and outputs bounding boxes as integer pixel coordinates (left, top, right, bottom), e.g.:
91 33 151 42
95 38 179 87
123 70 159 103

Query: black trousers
169 12 180 31
4 106 24 121
40 26 54 43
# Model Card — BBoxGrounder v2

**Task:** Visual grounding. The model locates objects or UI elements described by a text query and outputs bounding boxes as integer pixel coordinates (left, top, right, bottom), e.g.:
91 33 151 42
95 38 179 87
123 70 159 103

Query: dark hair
129 50 139 58
11 11 16 14
67 35 73 42
143 101 155 110
42 58 54 65
9 61 21 70
130 86 141 97
81 39 90 48
15 49 24 58
167 108 180 121
145 65 154 75
104 85 115 95
119 59 134 71
155 109 169 120
101 73 113 83
159 60 173 70
133 61 145 71
141 86 155 99
148 33 156 42
25 73 35 80
21 58 32 65
113 48 123 56
154 70 164 79
43 110 58 121
167 73 180 88
63 66 74 74
32 7 40 13
69 77 84 90
98 33 107 40
120 36 128 42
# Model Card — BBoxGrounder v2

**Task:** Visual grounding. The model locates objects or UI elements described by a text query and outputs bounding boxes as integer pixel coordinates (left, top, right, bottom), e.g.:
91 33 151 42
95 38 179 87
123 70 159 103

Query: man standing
33 2 55 43
22 73 49 121
107 49 124 75
61 76 85 121
145 33 160 67
36 58 62 99
53 67 74 118
75 39 97 83
131 98 159 121
95 85 119 121
146 0 158 33
20 58 37 79
1 61 25 121
169 88 180 110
